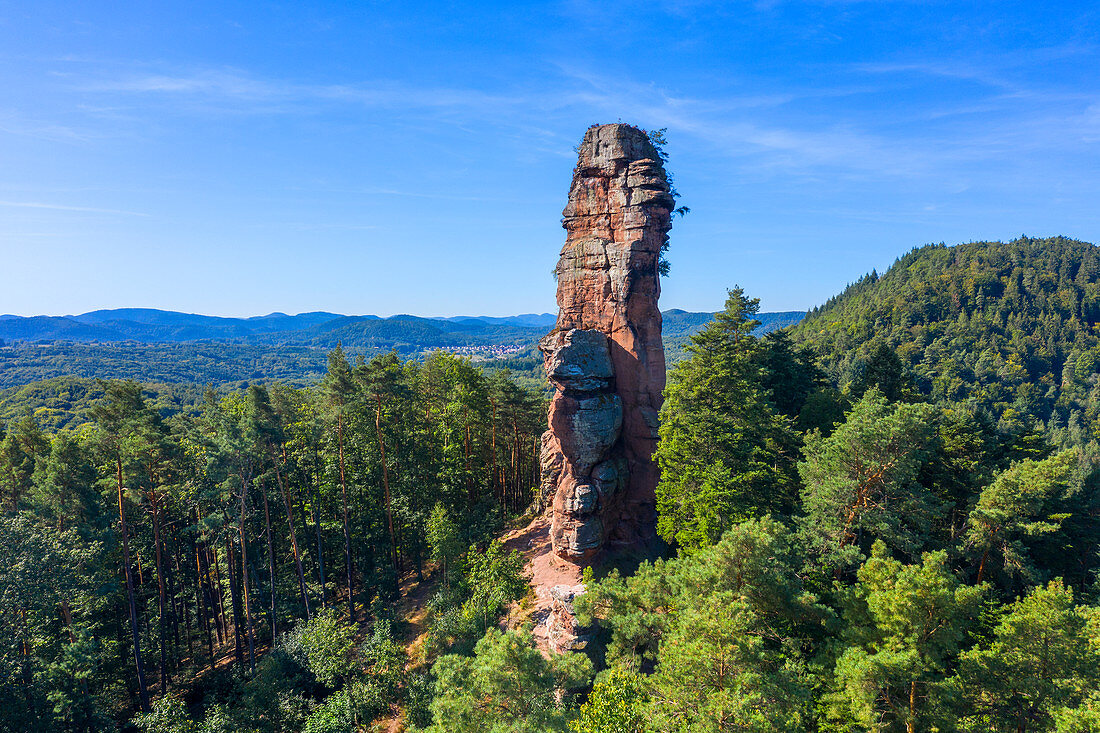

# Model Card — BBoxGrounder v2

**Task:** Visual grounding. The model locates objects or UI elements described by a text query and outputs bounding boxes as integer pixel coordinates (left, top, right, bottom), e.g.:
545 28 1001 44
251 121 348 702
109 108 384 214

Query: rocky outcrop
540 123 674 560
546 584 592 654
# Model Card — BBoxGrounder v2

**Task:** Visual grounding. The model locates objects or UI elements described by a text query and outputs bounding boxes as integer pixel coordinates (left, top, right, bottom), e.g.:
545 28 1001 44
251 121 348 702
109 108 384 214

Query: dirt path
502 516 582 650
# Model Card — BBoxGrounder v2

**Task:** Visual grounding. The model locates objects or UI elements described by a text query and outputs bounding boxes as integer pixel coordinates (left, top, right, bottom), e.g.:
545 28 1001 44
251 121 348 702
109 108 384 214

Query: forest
0 347 548 732
791 236 1100 450
4 238 1100 732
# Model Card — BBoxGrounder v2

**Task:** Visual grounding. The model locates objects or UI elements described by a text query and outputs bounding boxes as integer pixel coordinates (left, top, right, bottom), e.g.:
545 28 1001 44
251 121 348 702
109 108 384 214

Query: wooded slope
792 236 1100 447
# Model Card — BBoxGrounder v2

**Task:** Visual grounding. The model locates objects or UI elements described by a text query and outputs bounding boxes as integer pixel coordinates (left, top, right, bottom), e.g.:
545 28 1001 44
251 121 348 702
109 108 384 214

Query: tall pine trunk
511 417 519 513
490 399 499 507
211 543 227 644
226 534 244 671
275 457 311 619
149 486 169 691
337 413 355 619
239 488 255 672
313 480 328 610
171 536 185 664
194 533 215 666
375 395 399 593
116 457 149 712
262 486 278 640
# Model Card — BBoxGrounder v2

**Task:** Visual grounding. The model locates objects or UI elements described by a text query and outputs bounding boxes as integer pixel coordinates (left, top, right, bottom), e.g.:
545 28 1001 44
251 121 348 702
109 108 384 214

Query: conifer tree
798 389 940 569
828 543 985 733
323 345 358 617
655 287 800 551
88 380 151 712
965 450 1077 587
952 580 1100 732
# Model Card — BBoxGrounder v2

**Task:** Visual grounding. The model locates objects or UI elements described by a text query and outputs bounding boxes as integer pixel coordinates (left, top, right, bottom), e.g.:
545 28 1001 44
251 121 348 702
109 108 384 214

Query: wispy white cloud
857 60 1018 90
0 200 148 216
81 68 537 116
244 221 379 232
560 59 1100 183
553 72 934 177
289 186 511 203
0 114 92 143
858 41 1099 95
48 53 1100 186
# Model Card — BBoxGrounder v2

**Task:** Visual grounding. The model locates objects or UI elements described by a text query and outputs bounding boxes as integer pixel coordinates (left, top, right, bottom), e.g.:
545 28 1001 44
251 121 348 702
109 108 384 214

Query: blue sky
2 1 1099 318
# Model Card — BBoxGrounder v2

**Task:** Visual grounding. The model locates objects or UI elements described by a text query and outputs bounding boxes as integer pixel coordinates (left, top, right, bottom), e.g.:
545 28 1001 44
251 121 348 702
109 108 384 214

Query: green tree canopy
952 580 1100 732
655 288 801 551
426 628 591 733
798 389 940 569
827 542 985 733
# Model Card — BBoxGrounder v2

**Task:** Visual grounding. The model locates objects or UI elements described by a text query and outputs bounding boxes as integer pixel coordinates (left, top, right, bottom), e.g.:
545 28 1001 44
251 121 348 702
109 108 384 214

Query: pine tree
798 389 940 570
828 543 985 733
655 288 800 551
322 345 358 617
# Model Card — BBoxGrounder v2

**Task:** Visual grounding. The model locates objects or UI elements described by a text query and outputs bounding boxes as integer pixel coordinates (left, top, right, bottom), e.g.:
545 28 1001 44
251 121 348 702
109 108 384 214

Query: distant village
439 343 528 359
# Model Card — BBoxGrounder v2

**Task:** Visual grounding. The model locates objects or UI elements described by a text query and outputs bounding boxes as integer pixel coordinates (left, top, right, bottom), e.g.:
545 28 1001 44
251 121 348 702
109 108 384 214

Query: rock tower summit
539 123 675 560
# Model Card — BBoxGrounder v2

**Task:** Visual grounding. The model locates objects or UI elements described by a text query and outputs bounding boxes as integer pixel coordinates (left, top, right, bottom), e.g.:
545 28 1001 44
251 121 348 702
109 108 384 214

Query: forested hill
663 308 803 362
0 376 210 432
791 235 1100 446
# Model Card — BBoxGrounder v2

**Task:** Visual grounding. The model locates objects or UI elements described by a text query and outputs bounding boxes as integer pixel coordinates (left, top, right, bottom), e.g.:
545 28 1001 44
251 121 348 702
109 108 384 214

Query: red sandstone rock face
540 123 674 560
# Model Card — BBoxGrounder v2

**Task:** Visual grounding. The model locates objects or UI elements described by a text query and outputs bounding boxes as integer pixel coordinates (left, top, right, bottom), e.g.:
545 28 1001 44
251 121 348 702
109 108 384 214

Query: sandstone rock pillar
539 123 674 560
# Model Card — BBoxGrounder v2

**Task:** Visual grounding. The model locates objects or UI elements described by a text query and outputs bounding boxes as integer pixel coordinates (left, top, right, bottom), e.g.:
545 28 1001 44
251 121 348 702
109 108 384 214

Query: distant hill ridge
0 308 804 347
0 308 805 389
0 309 552 345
